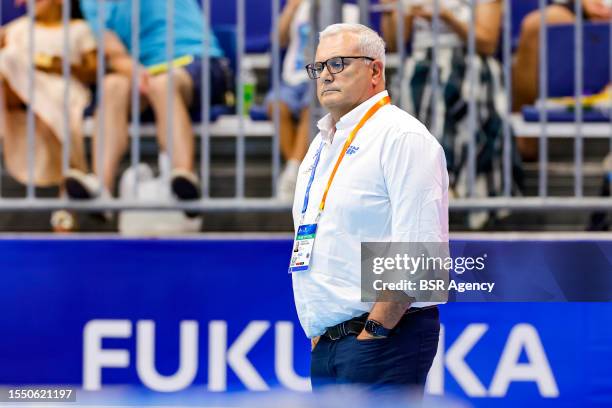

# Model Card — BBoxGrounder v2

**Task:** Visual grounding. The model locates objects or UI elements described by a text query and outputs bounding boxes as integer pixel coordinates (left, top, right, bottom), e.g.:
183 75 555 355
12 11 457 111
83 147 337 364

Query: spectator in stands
0 0 96 230
66 0 232 212
381 0 522 229
513 0 612 160
267 0 358 202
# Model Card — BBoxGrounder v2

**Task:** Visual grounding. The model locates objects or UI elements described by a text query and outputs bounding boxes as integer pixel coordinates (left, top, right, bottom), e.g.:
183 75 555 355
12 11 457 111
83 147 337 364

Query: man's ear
372 60 384 83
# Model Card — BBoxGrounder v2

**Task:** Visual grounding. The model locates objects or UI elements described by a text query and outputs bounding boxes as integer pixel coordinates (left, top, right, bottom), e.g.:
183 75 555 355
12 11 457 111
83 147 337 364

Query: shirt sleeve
382 130 449 243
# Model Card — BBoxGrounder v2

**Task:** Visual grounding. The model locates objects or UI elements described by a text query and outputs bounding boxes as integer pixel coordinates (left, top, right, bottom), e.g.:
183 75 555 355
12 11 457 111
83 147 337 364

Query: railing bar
538 0 548 197
130 0 141 197
201 0 211 198
271 0 281 198
502 0 512 197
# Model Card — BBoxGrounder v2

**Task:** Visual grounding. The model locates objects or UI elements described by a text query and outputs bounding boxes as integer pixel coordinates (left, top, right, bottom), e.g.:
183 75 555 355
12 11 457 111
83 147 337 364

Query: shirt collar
316 90 389 144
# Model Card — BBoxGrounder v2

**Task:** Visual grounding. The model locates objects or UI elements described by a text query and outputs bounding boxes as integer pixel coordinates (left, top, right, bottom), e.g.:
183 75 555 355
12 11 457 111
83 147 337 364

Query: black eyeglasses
305 56 375 80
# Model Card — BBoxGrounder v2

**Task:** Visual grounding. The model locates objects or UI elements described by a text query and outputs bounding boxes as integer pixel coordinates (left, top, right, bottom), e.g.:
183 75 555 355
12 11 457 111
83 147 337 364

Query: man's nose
319 66 334 83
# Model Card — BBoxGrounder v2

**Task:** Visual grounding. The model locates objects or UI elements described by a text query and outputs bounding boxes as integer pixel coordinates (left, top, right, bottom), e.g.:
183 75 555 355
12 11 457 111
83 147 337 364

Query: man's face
314 33 374 115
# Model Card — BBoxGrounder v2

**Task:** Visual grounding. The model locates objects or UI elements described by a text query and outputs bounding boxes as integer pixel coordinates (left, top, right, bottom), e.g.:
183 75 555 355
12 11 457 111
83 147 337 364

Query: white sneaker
277 160 299 203
119 163 155 199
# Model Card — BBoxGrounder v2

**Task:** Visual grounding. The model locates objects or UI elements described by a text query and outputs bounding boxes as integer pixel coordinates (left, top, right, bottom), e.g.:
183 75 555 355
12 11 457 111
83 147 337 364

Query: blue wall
0 237 611 407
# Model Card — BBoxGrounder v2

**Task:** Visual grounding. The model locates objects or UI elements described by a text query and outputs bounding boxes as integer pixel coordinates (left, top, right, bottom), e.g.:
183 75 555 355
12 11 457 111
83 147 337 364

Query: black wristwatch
364 319 391 338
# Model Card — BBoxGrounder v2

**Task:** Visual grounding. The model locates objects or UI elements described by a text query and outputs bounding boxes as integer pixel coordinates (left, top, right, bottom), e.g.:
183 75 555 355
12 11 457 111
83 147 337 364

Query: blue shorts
265 81 311 120
183 56 234 108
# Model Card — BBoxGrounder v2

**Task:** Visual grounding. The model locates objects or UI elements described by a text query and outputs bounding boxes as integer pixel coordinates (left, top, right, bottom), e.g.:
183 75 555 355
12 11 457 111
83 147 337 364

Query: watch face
366 320 384 337
365 319 391 338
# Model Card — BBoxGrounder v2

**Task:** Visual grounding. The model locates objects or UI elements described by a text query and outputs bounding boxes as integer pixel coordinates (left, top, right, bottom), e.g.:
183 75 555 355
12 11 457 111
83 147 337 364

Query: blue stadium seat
521 23 611 122
547 22 610 98
522 106 611 122
209 0 272 53
249 104 269 121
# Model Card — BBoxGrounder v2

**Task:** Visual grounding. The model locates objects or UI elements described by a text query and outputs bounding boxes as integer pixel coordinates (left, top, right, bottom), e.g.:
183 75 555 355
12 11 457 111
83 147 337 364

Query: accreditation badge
288 223 318 273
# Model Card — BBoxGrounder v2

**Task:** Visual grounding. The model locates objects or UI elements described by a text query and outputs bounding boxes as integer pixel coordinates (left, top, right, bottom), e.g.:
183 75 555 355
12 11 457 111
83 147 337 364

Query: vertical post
318 0 341 28
0 1 6 198
502 0 512 196
395 0 405 108
201 0 211 198
357 0 370 27
574 0 583 197
166 0 175 180
430 0 440 137
609 9 612 153
96 0 106 195
62 0 71 179
538 0 548 197
236 0 245 198
308 0 319 143
271 0 281 198
130 0 141 196
466 0 477 197
26 0 36 199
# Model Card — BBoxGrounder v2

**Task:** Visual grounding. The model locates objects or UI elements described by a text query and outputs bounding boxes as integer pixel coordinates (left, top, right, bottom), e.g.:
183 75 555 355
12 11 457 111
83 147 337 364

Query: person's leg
272 82 311 202
93 73 131 192
0 76 82 183
292 107 310 162
1 78 24 110
273 107 310 202
67 127 88 173
146 68 195 173
0 77 26 171
267 100 296 161
65 73 130 206
512 5 575 159
310 336 337 390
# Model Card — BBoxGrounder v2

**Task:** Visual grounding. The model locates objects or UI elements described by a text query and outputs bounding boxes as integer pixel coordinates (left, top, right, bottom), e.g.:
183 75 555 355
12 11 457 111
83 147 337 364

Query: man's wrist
364 318 392 338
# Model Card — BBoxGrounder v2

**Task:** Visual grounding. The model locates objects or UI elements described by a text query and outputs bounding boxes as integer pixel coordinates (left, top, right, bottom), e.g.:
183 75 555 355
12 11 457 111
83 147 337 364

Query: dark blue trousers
310 307 440 393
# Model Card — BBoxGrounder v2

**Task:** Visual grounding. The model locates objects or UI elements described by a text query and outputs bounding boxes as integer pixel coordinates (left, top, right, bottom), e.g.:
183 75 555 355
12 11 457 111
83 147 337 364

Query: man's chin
320 91 341 106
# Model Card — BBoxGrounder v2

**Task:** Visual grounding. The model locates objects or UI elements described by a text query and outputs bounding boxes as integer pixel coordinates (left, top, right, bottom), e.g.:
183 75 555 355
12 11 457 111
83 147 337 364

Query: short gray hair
319 23 386 70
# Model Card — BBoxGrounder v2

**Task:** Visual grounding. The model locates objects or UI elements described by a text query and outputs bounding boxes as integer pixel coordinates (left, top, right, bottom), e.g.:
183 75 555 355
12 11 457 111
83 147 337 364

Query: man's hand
583 0 612 21
356 330 382 341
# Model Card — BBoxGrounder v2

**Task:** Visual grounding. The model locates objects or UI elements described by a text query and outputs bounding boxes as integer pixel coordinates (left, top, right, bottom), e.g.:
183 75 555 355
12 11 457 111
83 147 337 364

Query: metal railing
0 0 610 215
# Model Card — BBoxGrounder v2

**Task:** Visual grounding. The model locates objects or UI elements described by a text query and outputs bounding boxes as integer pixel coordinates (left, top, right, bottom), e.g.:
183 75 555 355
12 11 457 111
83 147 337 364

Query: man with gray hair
288 23 448 392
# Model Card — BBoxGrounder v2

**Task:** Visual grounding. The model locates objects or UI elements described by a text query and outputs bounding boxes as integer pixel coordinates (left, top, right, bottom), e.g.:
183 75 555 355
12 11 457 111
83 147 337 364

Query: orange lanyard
317 95 391 214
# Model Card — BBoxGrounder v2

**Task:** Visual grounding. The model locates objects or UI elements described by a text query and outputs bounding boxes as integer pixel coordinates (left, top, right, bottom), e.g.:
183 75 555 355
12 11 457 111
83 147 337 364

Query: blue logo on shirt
346 146 360 156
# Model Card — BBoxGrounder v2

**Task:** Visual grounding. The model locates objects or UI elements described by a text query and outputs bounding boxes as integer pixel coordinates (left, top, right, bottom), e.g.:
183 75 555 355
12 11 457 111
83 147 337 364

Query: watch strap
365 319 391 338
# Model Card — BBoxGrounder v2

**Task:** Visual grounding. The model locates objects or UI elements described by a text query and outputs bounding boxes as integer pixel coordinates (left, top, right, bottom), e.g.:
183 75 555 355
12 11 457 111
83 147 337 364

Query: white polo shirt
291 90 449 339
